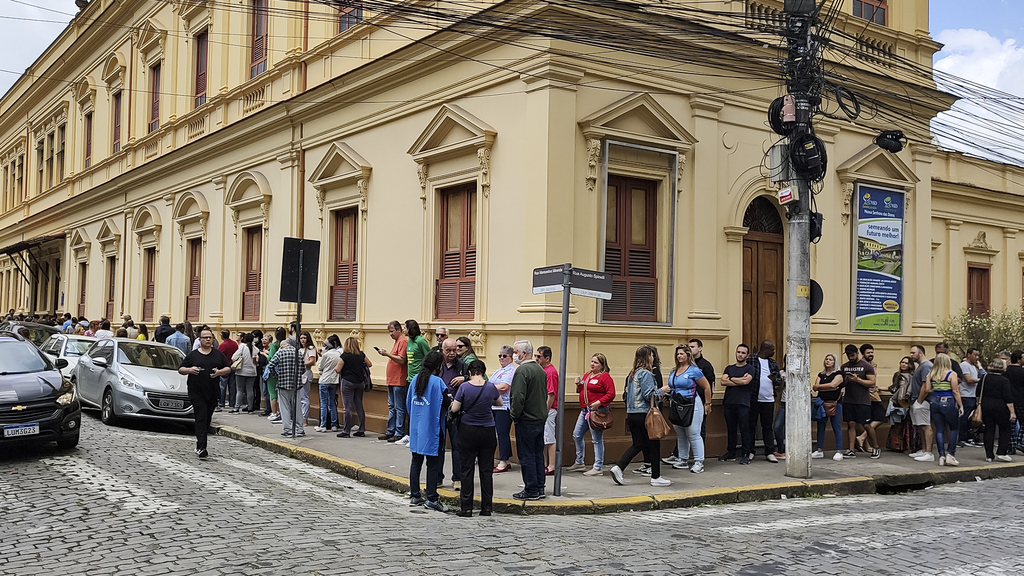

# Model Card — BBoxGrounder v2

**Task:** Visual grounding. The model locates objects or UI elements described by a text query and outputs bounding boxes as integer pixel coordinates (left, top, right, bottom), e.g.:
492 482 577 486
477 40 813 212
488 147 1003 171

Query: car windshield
64 339 93 357
0 340 50 374
116 342 184 370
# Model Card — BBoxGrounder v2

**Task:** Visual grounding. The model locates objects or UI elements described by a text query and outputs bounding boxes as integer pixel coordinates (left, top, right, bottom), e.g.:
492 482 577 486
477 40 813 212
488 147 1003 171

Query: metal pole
552 262 571 496
293 248 303 440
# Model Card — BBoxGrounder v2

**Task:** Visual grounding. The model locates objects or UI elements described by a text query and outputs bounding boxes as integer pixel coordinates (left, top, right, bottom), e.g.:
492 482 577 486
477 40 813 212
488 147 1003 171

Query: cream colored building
2 0 1022 451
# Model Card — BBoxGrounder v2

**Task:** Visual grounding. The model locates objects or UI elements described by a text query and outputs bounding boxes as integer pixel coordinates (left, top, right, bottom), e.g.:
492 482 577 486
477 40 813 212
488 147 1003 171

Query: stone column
688 96 724 322
909 144 936 331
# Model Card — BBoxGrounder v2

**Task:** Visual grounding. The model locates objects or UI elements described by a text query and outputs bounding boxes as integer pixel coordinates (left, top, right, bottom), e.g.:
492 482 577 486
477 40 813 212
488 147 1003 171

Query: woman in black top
812 353 844 460
979 358 1018 462
336 337 372 438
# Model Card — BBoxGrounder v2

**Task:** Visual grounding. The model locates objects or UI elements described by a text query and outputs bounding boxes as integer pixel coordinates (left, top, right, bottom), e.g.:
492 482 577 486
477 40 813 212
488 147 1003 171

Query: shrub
936 308 1024 364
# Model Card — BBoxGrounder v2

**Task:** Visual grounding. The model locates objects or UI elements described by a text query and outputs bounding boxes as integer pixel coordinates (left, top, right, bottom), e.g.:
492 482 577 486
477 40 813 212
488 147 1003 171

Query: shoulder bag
970 375 985 427
231 349 244 372
362 355 373 392
666 372 696 427
644 386 672 440
583 376 614 431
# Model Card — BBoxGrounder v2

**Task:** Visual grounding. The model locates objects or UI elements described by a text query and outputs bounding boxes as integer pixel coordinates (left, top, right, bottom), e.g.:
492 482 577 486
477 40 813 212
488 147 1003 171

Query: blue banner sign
854 185 904 332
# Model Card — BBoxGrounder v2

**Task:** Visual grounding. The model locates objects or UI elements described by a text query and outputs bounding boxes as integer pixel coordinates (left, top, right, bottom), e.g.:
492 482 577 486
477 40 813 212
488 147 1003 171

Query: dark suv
0 321 61 348
0 331 81 449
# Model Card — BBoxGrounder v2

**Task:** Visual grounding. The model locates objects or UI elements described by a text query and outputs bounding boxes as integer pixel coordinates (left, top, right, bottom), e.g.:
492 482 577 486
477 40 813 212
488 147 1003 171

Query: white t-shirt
959 361 979 398
95 329 114 339
757 357 774 402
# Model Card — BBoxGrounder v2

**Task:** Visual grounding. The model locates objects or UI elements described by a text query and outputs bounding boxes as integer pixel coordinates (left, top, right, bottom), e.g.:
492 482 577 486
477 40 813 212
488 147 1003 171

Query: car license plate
158 399 185 410
4 423 40 437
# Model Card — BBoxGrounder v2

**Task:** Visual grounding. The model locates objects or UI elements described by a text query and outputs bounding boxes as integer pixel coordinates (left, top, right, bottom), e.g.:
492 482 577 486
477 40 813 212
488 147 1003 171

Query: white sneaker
938 456 945 466
811 450 824 459
690 461 704 474
650 476 672 487
609 465 625 485
833 451 844 461
908 451 924 458
672 461 690 470
766 454 778 463
314 426 326 433
395 435 410 446
944 455 959 466
914 452 935 462
996 454 1013 462
661 455 681 465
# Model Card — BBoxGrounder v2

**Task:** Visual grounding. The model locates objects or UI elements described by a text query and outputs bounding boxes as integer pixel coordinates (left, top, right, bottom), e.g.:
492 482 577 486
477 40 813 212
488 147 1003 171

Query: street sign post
280 238 320 439
532 264 612 496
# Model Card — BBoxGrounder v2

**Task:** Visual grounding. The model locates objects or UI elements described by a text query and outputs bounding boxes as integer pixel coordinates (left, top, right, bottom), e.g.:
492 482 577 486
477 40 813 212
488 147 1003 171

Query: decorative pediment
964 230 999 263
135 19 167 63
133 204 163 248
173 0 209 23
226 171 271 231
95 218 121 256
173 191 210 242
101 52 126 90
69 229 91 259
75 77 96 112
579 93 697 151
309 142 371 190
407 104 496 164
837 145 919 224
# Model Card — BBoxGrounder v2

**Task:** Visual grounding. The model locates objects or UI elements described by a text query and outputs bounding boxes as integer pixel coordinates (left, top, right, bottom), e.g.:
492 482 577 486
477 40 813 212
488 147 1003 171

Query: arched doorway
742 196 785 350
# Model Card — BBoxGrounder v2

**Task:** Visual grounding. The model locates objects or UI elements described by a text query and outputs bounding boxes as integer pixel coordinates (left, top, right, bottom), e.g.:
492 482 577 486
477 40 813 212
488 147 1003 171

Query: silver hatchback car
74 338 191 425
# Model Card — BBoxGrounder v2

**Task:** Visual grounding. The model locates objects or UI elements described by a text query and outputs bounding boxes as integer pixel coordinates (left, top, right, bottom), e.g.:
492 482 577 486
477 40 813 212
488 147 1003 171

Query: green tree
937 308 1024 365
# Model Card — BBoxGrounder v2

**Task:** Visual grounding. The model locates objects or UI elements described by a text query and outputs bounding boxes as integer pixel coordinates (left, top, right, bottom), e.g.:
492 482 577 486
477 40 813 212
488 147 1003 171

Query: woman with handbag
667 345 712 473
812 353 844 461
609 346 670 487
336 336 372 438
923 354 964 466
450 359 502 517
567 353 616 476
231 333 259 413
979 358 1017 462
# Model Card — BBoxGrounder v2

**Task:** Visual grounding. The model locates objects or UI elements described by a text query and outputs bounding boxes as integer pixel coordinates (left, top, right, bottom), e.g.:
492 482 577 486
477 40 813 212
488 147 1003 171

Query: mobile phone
374 346 381 352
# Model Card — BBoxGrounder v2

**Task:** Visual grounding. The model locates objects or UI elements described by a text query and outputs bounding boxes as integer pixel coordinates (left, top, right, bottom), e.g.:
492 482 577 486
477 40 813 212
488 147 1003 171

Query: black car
0 331 81 449
0 321 61 348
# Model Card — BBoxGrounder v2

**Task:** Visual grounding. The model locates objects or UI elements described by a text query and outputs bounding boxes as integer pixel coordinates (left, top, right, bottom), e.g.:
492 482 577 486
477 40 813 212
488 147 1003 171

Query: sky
0 0 1020 118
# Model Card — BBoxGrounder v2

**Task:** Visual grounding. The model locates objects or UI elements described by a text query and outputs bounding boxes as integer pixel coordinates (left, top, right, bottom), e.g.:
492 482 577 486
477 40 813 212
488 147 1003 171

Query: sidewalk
211 411 1024 514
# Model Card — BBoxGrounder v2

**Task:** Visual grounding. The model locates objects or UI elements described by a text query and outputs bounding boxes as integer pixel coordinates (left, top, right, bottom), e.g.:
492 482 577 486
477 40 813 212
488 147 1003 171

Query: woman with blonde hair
336 336 372 438
922 353 963 466
812 353 845 461
609 346 670 487
567 352 616 476
667 345 712 473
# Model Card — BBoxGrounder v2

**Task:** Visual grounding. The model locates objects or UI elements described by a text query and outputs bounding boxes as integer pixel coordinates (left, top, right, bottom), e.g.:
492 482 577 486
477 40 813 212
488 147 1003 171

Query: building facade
2 0 1022 455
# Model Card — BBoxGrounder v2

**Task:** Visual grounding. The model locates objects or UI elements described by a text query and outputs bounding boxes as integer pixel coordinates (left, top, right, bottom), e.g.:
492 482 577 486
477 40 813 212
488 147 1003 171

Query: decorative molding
723 226 749 242
468 330 486 358
416 163 428 209
677 154 687 185
477 147 490 198
968 231 992 250
1004 228 1019 240
226 170 272 231
518 61 585 92
349 329 365 350
580 93 697 153
356 179 368 219
945 219 962 232
841 181 855 225
585 138 601 193
964 231 998 263
408 104 496 164
312 328 325 349
260 202 269 230
101 52 126 92
309 142 372 221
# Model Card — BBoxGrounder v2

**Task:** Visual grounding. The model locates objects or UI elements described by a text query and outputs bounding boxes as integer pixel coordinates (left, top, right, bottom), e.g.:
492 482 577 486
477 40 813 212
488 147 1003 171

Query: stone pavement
4 414 1023 575
211 410 1024 513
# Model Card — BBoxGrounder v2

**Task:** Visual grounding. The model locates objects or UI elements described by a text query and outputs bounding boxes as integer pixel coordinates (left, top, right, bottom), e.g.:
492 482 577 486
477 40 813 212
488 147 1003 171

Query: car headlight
118 373 144 391
56 376 76 405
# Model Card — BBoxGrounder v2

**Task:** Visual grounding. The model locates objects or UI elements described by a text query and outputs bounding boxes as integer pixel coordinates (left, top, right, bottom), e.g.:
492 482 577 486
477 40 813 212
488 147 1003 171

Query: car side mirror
55 358 68 369
93 357 108 368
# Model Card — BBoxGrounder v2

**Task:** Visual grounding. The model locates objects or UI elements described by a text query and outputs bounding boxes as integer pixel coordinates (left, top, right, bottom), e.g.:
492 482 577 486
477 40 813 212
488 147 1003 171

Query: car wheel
56 432 80 449
100 389 118 426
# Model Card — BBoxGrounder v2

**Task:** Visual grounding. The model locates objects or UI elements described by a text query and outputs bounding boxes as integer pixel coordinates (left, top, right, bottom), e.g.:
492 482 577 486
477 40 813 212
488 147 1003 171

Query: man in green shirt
398 319 431 446
510 339 548 500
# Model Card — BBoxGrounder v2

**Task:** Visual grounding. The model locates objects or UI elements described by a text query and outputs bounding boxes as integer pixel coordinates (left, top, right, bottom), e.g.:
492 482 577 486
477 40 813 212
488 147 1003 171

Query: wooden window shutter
149 64 161 133
106 257 116 321
187 239 202 321
250 0 269 78
194 31 208 108
143 248 156 322
112 92 121 153
242 227 262 321
436 184 476 320
603 176 657 322
330 209 358 321
967 265 991 316
84 113 93 168
78 263 87 318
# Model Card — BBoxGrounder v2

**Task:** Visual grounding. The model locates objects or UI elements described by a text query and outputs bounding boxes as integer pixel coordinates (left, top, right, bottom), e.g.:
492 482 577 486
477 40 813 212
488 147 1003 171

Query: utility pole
780 0 821 479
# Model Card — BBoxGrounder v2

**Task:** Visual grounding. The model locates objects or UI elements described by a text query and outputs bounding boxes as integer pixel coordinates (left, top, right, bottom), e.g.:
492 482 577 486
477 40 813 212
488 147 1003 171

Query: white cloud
934 28 1024 96
0 1 71 99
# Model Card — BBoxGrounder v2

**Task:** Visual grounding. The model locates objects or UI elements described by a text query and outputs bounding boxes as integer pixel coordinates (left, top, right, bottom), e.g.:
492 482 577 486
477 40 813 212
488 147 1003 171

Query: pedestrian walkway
212 412 1024 514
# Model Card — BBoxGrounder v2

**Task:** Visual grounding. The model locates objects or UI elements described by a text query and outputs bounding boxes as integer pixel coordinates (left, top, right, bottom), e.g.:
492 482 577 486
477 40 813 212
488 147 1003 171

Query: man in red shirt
376 320 409 441
536 346 559 475
218 329 239 411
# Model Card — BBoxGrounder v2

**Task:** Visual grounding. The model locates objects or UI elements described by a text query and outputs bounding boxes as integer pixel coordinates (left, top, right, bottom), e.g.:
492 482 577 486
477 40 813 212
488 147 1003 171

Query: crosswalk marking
43 457 179 514
713 507 977 534
648 494 887 523
133 452 275 507
219 457 377 509
272 458 409 506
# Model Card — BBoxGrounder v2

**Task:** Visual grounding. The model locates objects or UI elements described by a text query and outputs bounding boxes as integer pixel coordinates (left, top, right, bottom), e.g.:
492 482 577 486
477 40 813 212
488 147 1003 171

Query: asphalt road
2 412 1022 576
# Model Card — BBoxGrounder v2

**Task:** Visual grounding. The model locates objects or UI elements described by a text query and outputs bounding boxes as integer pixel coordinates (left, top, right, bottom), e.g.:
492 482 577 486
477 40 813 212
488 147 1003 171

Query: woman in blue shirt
406 350 448 512
668 345 713 473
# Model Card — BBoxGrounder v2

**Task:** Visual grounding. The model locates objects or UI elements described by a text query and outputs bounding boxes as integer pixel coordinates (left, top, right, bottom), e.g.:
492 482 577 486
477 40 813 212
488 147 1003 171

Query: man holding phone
179 328 232 458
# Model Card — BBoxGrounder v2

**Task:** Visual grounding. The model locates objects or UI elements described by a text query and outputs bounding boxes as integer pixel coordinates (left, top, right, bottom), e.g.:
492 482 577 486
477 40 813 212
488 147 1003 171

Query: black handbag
362 360 373 392
668 392 696 427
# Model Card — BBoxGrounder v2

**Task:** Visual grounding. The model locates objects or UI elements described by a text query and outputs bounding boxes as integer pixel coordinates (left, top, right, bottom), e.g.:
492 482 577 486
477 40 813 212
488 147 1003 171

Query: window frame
56 124 65 183
111 92 121 153
105 256 116 321
339 3 363 33
241 226 262 321
143 248 156 322
852 0 887 26
36 140 43 194
186 238 202 322
149 63 161 133
84 112 93 167
250 0 269 79
78 262 87 318
329 208 358 321
435 183 477 320
601 174 658 323
194 30 208 108
967 264 991 316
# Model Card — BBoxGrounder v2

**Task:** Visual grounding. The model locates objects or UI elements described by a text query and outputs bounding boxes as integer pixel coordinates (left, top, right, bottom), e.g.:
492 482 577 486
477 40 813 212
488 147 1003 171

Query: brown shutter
195 31 208 107
241 227 262 321
143 248 155 322
78 263 87 317
150 64 160 132
250 0 268 77
330 209 358 321
84 113 93 168
967 265 991 316
112 93 121 152
106 257 116 320
187 239 202 321
603 176 657 322
436 184 476 320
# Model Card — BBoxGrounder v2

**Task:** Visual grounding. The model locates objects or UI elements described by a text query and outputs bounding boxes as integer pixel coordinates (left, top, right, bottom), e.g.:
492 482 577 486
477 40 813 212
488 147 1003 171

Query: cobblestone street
2 414 1022 576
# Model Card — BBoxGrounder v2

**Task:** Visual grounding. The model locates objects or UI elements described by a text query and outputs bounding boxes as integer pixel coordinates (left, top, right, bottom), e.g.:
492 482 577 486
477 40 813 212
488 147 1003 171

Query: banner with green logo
854 185 904 332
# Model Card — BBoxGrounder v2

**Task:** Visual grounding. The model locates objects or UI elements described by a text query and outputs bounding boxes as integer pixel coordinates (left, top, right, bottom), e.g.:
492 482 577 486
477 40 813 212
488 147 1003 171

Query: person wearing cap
840 344 879 459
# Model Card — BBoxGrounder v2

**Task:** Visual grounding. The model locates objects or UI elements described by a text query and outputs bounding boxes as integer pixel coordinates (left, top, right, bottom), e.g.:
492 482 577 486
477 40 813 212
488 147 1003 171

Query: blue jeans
219 374 236 408
319 382 339 428
514 420 546 496
572 409 605 469
816 404 844 451
774 402 786 453
673 395 705 463
387 385 409 437
931 395 960 456
494 409 513 462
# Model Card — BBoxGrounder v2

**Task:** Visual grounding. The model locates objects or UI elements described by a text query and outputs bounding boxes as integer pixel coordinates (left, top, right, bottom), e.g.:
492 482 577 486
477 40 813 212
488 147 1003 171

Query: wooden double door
742 230 784 351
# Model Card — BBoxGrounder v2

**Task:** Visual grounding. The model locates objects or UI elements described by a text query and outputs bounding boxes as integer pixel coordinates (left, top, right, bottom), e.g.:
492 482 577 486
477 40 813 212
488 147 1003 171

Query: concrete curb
213 425 1024 515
